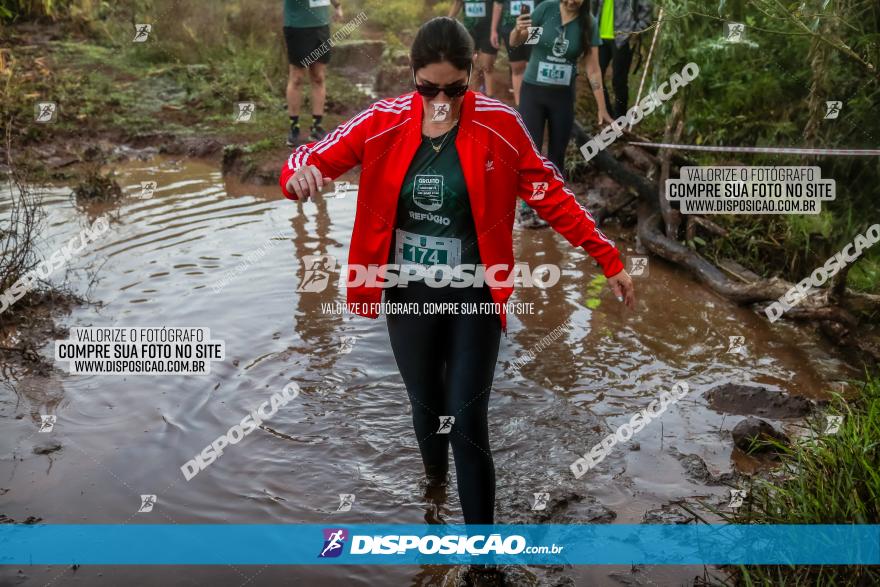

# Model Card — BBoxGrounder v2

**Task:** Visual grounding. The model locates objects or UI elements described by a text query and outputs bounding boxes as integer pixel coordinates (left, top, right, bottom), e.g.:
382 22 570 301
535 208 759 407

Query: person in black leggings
519 82 577 173
282 17 636 536
594 0 654 118
379 87 499 521
386 281 500 524
510 0 613 228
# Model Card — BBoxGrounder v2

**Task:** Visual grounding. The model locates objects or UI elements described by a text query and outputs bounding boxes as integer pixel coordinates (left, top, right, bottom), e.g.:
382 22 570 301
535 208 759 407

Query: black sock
312 114 323 128
290 115 299 128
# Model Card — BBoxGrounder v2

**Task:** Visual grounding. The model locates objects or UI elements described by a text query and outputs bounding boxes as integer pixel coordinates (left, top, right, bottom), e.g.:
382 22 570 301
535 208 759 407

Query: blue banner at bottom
1 524 877 565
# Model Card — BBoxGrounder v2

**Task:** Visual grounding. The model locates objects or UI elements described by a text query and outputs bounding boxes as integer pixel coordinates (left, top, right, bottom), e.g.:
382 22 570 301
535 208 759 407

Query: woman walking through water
281 13 634 565
510 0 615 228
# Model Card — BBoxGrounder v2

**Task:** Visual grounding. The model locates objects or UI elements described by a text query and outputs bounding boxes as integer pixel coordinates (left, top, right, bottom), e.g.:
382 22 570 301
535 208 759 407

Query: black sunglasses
412 70 471 98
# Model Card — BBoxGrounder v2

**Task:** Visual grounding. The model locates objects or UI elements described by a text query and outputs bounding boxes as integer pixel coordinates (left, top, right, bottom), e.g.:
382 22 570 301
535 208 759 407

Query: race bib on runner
394 229 462 274
510 0 534 15
465 2 486 18
536 61 573 85
309 0 331 7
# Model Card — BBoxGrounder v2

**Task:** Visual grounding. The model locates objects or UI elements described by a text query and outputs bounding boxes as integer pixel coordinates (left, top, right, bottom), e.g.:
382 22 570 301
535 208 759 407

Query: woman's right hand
286 165 332 200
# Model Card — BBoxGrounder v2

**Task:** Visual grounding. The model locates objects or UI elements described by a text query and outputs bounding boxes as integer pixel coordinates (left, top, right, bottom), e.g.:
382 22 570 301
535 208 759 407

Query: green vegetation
717 376 880 585
674 0 879 293
0 0 383 153
576 0 879 295
0 0 80 22
363 0 423 33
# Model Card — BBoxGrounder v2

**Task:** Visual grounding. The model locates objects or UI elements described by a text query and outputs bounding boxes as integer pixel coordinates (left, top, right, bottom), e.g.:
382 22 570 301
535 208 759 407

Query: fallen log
571 121 879 322
658 99 684 239
621 145 659 172
572 121 656 203
637 204 792 303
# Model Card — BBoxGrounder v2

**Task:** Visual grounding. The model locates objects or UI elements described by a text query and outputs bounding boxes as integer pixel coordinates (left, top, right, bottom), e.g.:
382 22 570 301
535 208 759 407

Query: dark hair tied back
410 16 474 73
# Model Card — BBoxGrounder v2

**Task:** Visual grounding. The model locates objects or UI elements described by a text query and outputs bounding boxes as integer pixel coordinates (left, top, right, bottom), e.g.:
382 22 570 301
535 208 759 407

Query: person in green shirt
592 0 654 117
449 0 499 97
490 0 547 105
509 0 613 228
283 0 343 147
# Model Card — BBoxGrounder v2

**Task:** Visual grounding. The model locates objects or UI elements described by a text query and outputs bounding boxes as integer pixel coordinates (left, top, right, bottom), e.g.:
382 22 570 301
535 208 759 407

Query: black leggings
385 280 502 524
518 80 576 177
599 39 633 118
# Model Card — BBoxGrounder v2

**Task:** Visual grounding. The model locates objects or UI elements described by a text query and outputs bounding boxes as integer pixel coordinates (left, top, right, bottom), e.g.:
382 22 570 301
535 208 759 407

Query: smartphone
520 4 531 15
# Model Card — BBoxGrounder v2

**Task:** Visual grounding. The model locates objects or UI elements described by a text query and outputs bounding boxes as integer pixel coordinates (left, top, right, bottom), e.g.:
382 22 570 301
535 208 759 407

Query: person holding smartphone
281 15 634 536
510 0 613 228
490 0 546 106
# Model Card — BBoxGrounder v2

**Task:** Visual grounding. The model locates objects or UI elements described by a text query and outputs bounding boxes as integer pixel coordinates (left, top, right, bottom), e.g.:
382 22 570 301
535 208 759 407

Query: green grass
4 39 195 140
4 26 367 152
848 257 880 293
699 212 879 295
720 376 880 585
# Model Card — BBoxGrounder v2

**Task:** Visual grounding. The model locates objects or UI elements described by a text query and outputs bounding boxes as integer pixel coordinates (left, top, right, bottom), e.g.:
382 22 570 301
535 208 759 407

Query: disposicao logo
319 528 348 558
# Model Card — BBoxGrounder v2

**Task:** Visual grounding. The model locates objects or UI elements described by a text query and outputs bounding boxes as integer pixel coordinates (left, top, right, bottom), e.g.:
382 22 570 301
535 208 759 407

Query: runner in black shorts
491 0 546 105
283 0 342 147
284 27 331 66
450 0 498 97
510 0 614 228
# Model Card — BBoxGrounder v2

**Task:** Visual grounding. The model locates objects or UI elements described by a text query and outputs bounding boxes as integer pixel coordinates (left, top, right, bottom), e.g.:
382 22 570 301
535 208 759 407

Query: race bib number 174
395 230 462 270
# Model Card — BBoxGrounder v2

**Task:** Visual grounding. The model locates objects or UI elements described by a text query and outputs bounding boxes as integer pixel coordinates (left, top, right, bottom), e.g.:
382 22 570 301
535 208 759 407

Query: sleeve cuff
602 255 625 278
584 244 625 278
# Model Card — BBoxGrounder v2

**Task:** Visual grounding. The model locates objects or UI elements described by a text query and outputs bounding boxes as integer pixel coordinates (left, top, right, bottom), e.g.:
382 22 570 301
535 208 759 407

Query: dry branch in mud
1 118 44 315
571 121 880 364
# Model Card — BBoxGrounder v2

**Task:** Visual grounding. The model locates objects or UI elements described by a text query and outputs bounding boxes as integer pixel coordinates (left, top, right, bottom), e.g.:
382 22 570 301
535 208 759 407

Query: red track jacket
280 91 624 330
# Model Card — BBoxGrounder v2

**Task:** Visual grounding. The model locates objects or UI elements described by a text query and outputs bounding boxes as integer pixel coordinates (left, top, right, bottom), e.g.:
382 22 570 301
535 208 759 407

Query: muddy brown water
0 155 859 586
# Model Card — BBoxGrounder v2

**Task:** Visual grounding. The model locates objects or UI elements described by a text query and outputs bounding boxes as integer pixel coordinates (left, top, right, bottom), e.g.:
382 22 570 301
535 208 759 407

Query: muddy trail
0 149 860 586
0 24 865 587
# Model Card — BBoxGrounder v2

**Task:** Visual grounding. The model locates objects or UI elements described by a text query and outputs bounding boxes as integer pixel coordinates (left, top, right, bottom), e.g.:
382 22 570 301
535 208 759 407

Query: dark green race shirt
523 1 601 87
284 0 331 28
389 126 482 281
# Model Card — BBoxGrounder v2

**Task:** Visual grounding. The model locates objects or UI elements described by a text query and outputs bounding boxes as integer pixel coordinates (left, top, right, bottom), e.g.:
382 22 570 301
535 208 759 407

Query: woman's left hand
607 269 636 309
